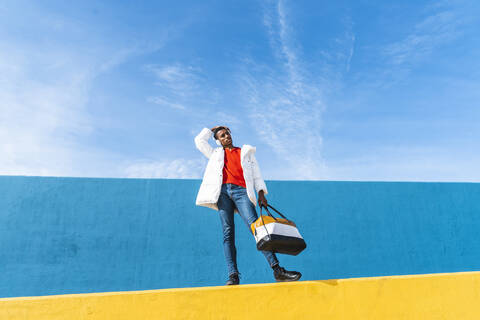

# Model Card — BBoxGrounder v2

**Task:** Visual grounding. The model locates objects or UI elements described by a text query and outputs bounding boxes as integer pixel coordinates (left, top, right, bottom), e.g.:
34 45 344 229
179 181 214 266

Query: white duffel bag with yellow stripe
250 204 306 256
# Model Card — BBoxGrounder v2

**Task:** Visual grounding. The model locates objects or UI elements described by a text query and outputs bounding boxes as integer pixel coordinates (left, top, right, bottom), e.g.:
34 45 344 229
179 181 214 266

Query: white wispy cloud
239 0 327 180
146 64 200 89
145 64 206 111
384 3 465 66
336 17 356 73
147 96 187 110
124 158 206 179
149 64 198 83
144 63 229 134
0 44 93 176
0 4 167 178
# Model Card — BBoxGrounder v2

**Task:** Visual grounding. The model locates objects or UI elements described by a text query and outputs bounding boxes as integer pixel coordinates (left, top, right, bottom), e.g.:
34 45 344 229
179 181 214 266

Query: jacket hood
241 144 256 156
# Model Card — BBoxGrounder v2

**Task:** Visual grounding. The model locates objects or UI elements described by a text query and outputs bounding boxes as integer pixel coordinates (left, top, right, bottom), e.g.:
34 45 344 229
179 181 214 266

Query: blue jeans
218 183 279 276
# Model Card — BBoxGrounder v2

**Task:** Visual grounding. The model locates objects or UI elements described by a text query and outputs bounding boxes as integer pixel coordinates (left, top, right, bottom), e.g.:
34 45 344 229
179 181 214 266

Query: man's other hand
258 190 268 208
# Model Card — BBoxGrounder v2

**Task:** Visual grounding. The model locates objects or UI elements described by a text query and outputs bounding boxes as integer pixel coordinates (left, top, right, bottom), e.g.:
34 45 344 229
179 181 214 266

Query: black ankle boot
226 273 240 285
273 266 301 282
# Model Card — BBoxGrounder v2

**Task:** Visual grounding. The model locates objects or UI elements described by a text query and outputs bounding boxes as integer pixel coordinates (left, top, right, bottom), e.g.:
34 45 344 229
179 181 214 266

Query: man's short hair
213 126 230 139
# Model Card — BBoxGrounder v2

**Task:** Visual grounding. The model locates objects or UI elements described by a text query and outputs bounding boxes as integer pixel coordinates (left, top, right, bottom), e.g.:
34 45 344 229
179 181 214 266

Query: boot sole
275 274 302 282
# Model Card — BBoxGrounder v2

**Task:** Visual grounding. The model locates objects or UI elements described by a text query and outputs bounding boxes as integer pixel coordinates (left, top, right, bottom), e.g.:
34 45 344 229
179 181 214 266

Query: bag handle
263 204 290 221
260 204 277 220
256 204 290 240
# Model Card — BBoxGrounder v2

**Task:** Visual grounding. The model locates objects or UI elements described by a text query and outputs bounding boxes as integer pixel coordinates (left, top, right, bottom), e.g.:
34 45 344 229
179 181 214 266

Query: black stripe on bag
257 234 306 256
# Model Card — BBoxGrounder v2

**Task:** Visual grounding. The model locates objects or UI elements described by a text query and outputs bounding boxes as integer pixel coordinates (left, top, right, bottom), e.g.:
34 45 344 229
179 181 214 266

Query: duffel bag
250 204 306 256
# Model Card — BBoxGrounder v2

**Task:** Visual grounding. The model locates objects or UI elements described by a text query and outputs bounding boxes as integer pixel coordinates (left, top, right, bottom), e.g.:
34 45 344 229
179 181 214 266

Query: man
195 126 301 285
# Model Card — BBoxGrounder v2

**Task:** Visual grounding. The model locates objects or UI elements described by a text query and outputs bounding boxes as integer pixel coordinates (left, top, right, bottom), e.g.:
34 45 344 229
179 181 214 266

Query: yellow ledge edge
1 271 480 319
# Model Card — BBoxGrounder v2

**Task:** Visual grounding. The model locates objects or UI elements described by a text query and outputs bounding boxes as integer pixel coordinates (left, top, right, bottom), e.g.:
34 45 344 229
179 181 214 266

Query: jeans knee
222 227 234 243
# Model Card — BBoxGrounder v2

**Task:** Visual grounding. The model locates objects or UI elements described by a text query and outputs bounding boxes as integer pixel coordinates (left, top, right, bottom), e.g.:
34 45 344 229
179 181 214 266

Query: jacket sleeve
194 128 214 159
252 154 268 195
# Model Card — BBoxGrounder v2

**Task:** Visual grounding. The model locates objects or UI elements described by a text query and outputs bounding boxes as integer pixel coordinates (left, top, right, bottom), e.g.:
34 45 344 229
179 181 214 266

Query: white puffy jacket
195 128 268 211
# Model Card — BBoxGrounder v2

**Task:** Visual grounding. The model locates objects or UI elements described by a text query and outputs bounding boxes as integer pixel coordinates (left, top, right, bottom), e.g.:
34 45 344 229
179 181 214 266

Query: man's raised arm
194 128 214 159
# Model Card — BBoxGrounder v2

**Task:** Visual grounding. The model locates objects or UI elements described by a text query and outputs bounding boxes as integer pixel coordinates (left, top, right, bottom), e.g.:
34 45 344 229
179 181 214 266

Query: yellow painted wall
1 272 479 319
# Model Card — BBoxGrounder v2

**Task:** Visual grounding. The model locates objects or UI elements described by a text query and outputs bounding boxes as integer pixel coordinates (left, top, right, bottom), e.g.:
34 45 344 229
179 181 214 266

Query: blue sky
1 0 479 181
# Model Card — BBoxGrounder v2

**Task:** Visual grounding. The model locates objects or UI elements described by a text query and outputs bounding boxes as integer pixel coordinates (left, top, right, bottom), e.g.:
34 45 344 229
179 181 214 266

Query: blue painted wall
1 176 479 298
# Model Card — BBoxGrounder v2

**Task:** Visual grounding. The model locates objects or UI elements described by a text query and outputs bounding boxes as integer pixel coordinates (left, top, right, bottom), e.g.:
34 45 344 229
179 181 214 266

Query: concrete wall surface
1 176 479 298
1 272 479 319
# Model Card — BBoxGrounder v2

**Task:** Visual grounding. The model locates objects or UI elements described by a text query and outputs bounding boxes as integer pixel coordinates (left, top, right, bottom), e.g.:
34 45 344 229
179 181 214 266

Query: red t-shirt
222 147 246 188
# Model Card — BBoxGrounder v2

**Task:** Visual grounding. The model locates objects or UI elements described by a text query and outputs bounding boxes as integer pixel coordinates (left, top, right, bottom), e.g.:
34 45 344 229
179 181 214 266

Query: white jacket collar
215 145 256 162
